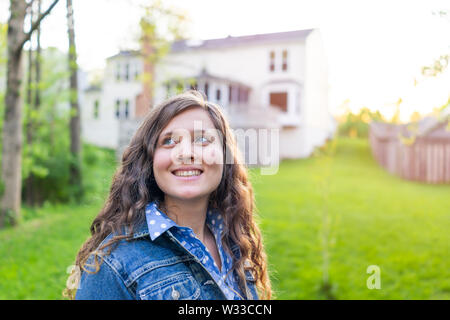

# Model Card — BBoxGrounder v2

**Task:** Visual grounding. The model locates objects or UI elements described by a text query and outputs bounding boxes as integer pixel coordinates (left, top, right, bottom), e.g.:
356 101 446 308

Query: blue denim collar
123 219 149 240
145 201 177 241
123 201 226 243
144 200 225 241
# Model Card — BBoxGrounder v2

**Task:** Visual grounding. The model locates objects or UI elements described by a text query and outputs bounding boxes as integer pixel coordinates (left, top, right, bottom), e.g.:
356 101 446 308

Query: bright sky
1 0 449 121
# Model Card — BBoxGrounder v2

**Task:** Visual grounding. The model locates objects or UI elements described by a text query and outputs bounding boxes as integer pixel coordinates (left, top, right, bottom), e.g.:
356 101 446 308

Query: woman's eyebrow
160 131 173 138
159 129 207 138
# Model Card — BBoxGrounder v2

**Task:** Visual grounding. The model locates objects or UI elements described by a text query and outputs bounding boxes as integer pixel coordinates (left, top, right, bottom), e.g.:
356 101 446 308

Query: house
82 50 142 150
81 29 336 164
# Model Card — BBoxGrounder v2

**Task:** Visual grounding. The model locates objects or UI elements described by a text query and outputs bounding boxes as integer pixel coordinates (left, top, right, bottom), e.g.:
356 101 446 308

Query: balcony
224 103 282 129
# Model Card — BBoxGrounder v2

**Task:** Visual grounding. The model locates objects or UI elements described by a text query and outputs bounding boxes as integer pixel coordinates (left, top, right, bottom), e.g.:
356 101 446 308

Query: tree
25 3 35 206
66 0 82 197
422 10 449 77
136 0 189 112
0 22 6 154
21 46 74 206
0 0 59 228
24 0 43 206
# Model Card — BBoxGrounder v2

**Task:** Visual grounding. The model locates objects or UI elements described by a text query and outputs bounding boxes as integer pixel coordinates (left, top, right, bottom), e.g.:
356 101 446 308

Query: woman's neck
161 195 209 242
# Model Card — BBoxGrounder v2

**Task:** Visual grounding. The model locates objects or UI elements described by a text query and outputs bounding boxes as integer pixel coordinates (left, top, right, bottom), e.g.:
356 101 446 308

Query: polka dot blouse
145 201 244 300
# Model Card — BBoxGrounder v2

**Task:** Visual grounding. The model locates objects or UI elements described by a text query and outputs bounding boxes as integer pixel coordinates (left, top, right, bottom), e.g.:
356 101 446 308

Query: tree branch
20 0 60 49
25 0 35 10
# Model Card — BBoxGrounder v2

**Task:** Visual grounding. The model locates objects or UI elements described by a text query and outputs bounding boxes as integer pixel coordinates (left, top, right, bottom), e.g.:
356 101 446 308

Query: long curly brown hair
64 90 271 300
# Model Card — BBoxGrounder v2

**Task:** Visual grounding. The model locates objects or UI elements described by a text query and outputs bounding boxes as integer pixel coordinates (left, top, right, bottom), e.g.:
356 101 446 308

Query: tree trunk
32 0 42 206
25 8 34 207
0 0 59 228
66 0 82 197
0 0 27 227
25 2 37 207
35 0 41 112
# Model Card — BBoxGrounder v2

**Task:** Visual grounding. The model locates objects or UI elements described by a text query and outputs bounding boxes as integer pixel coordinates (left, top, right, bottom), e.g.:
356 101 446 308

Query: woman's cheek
203 145 223 165
153 149 173 173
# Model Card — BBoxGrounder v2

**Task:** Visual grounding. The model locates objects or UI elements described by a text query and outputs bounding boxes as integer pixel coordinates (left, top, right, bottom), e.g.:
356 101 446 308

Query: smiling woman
153 107 224 202
65 90 272 300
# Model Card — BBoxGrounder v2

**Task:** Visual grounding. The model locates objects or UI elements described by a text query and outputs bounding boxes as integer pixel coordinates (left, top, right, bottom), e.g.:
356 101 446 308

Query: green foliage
0 23 6 67
81 144 117 205
337 107 385 138
139 0 189 43
422 54 449 77
19 144 115 222
20 47 75 205
422 10 449 77
311 138 339 299
0 89 4 148
139 0 189 87
137 3 190 102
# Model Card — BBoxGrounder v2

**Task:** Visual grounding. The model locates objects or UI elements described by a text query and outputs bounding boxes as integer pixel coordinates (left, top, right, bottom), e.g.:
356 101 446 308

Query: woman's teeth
174 170 202 177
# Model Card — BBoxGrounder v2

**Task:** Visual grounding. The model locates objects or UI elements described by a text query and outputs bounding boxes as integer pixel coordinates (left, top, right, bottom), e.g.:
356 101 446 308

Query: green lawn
252 138 450 299
0 138 449 299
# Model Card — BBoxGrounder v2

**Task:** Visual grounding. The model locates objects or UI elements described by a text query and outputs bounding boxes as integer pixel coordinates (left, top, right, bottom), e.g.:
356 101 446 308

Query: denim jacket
75 216 258 300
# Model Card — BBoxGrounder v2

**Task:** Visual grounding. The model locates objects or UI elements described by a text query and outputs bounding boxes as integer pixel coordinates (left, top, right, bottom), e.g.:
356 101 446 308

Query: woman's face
153 107 224 202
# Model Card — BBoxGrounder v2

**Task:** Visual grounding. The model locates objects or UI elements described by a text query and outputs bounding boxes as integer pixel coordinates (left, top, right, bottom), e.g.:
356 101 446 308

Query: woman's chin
171 189 208 201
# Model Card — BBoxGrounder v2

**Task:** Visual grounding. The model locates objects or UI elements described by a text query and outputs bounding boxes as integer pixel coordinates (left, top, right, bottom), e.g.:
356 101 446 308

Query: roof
195 69 251 89
261 78 303 87
170 29 314 52
106 50 141 60
370 114 450 141
105 29 315 60
166 68 251 89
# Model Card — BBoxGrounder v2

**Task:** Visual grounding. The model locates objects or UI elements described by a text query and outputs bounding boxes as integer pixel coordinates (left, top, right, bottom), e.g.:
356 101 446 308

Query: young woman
65 90 271 300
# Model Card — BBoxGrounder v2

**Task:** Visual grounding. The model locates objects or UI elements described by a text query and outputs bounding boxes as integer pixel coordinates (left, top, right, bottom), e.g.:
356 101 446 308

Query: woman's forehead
160 107 217 135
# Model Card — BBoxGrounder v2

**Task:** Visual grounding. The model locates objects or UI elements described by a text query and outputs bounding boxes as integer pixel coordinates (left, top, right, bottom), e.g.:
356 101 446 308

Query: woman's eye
195 136 211 144
161 135 213 146
162 137 178 146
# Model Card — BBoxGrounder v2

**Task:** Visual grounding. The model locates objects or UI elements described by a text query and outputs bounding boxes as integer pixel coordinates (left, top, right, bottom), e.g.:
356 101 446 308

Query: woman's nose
174 138 197 164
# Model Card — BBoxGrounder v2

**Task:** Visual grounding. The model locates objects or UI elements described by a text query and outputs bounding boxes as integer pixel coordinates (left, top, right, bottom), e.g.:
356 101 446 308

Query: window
115 99 120 118
243 89 249 103
176 81 184 94
269 51 275 72
216 89 221 101
116 63 121 81
204 82 209 99
269 92 288 112
282 50 288 71
124 100 129 119
93 100 99 119
228 85 233 103
125 63 130 81
134 65 139 80
237 88 249 103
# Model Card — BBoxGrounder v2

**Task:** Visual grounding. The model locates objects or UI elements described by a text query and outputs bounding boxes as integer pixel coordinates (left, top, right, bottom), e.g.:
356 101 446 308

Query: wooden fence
369 120 450 184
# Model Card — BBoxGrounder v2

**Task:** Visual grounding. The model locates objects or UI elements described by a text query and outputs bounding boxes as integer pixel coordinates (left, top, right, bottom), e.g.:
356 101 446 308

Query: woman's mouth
171 169 203 180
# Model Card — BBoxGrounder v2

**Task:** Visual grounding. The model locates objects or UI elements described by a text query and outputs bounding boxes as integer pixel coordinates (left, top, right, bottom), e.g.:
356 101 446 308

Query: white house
82 51 143 149
81 29 336 162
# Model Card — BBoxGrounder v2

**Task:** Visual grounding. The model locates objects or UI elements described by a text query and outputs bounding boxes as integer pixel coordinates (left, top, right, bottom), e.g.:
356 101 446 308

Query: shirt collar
205 206 225 239
145 201 177 241
144 200 225 241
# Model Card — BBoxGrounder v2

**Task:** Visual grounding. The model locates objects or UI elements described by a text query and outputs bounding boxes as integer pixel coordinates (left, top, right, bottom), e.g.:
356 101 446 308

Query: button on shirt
145 201 244 300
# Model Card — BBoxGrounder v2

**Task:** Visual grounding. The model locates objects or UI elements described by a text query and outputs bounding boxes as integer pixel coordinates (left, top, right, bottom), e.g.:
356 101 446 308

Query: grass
0 137 449 299
0 145 117 300
250 137 450 299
